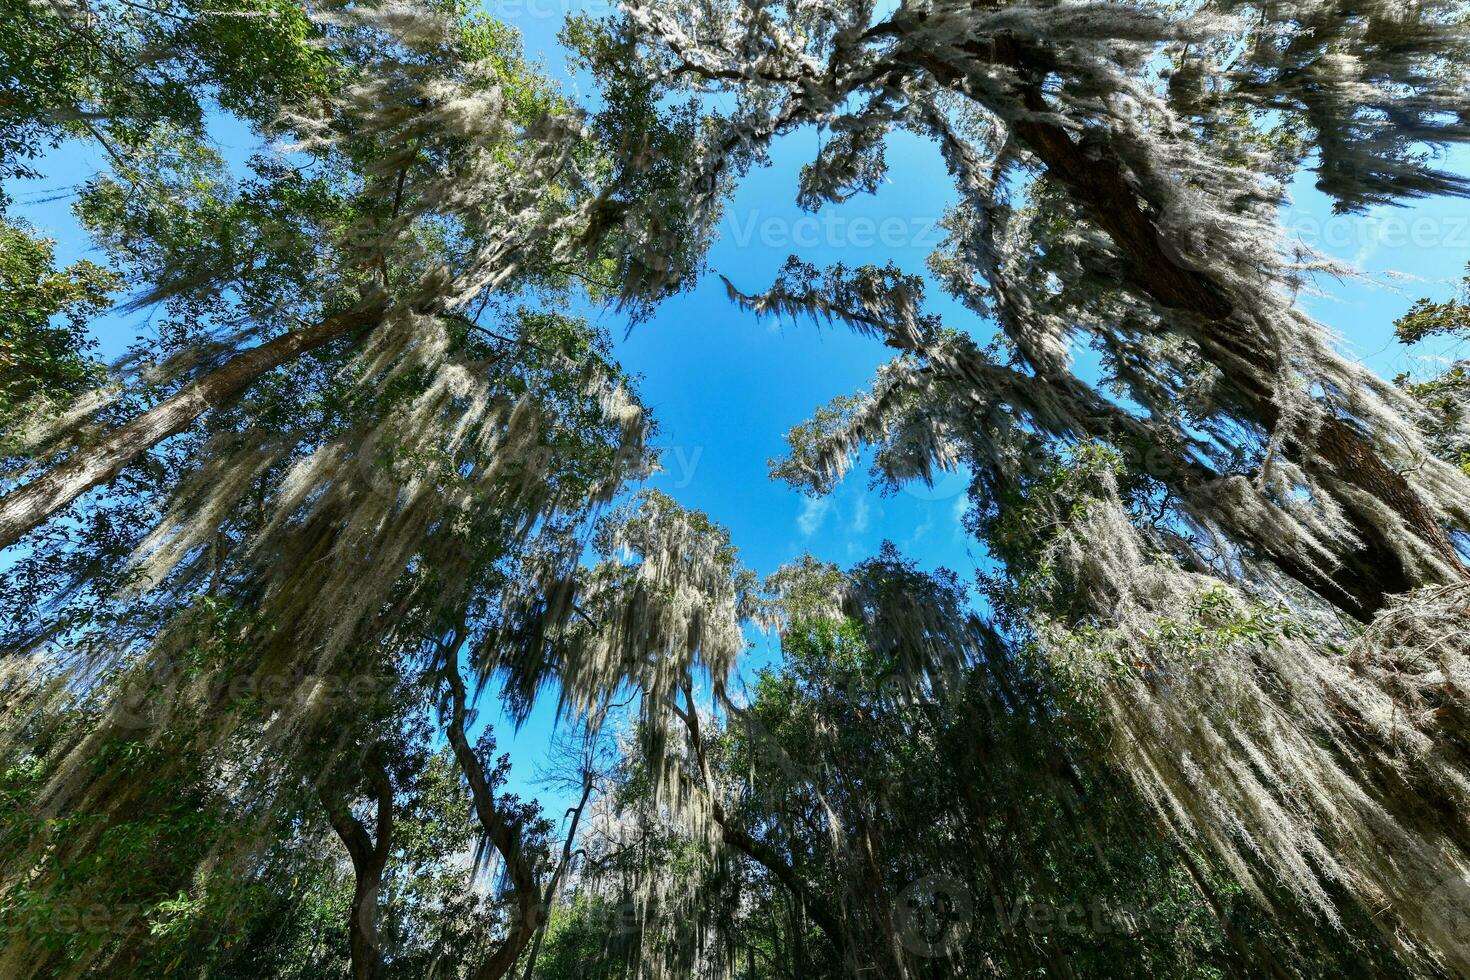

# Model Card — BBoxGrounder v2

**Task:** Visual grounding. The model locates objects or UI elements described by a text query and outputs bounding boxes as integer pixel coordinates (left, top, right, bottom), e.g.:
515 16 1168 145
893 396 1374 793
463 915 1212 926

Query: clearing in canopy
3 0 1470 977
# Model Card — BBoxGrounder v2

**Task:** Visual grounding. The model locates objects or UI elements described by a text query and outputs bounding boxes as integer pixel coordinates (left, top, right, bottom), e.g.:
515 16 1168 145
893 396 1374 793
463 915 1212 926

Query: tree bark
442 642 542 980
0 305 380 552
319 748 395 980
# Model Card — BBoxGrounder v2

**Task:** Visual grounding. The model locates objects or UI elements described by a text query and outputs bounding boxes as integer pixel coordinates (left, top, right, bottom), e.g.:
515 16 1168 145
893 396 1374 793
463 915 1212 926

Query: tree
1395 263 1470 478
591 0 1470 619
0 219 117 449
0 0 704 550
7 1 1470 977
0 252 656 977
554 2 1470 971
568 538 1411 978
0 0 335 204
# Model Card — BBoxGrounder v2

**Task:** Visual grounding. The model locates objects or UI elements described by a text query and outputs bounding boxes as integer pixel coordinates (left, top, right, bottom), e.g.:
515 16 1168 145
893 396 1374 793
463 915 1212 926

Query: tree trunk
320 748 395 980
441 641 542 980
0 305 380 552
518 777 594 980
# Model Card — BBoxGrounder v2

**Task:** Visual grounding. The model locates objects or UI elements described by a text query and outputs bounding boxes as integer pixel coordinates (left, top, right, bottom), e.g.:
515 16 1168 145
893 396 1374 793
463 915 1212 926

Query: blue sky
13 0 1470 821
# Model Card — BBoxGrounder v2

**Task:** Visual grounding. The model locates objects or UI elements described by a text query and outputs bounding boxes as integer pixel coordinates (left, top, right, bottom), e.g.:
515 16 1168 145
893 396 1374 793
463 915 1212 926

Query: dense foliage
2 0 1469 978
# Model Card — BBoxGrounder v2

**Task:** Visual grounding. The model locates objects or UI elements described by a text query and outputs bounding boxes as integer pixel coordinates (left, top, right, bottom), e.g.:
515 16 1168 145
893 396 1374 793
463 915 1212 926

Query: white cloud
907 509 936 548
951 494 970 540
797 496 831 537
852 496 871 533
